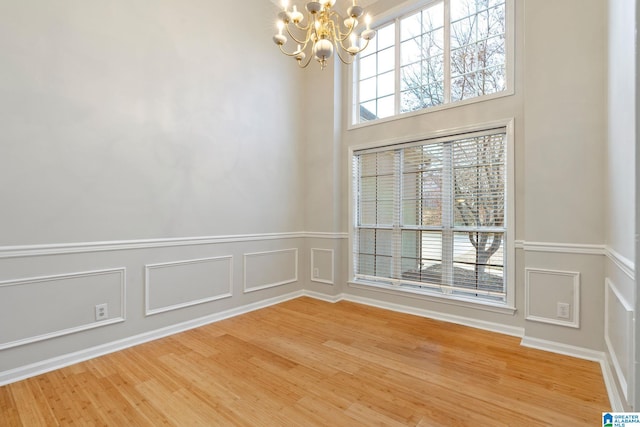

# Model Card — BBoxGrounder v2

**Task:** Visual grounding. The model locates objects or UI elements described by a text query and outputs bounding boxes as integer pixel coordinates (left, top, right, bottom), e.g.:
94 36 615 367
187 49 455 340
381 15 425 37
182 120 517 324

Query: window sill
348 279 517 315
348 89 516 131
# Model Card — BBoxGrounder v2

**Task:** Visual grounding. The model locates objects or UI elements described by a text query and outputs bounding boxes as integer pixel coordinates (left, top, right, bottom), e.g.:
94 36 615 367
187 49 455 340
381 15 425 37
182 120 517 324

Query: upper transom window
354 0 511 124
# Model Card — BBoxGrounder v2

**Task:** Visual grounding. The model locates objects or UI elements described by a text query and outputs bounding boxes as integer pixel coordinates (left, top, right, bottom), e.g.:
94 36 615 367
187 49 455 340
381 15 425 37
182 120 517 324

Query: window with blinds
352 128 507 303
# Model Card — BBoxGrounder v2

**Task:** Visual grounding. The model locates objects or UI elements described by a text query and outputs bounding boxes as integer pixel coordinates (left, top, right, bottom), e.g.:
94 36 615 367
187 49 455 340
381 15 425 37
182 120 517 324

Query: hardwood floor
1 297 610 426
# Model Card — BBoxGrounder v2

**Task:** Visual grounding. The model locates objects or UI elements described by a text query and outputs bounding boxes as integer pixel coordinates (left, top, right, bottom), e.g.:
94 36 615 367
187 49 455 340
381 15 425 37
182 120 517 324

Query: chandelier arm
338 24 356 43
357 38 373 54
284 24 309 46
278 43 306 58
335 46 357 65
337 31 371 55
292 19 311 32
297 53 314 68
328 10 354 41
347 37 373 56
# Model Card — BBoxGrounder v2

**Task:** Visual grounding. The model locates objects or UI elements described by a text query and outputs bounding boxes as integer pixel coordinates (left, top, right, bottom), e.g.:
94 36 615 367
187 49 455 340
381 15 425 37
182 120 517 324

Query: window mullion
392 149 403 281
443 0 451 104
441 142 454 289
394 17 401 117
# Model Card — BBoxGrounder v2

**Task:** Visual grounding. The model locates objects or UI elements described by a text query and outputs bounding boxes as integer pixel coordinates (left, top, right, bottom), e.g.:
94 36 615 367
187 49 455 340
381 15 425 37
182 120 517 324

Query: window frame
348 0 515 129
347 119 515 313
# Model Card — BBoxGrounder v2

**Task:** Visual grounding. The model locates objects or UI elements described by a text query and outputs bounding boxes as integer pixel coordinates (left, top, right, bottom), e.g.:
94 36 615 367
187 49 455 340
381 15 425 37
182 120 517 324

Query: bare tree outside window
357 0 507 122
450 0 506 101
354 131 507 302
452 134 505 294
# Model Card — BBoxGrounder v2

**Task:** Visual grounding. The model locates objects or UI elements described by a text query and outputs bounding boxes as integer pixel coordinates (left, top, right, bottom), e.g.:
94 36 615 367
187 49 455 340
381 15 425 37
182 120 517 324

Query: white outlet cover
95 303 108 321
557 302 570 319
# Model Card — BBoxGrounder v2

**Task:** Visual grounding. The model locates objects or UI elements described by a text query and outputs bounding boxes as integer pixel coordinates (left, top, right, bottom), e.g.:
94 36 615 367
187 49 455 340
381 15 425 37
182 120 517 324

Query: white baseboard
601 352 629 412
0 290 306 387
339 293 524 337
302 290 344 303
521 336 624 411
521 336 604 362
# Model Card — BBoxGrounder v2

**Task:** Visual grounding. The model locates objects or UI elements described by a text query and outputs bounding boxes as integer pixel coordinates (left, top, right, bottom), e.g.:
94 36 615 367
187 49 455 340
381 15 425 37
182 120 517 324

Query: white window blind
352 129 507 303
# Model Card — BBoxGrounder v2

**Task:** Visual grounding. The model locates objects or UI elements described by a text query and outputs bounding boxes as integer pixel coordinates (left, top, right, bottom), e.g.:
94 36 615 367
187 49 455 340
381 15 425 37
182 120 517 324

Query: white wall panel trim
514 241 635 280
0 268 126 350
310 248 335 285
0 232 348 259
243 248 299 293
515 240 605 255
605 246 635 280
524 268 580 328
604 278 634 402
0 233 307 259
305 232 349 239
144 256 233 316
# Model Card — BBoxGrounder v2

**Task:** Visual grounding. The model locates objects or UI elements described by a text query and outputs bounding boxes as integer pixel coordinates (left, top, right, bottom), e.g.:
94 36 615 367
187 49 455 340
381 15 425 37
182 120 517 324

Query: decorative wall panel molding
0 232 308 259
305 232 348 240
0 268 126 350
145 256 233 316
515 240 605 255
513 240 635 281
605 246 635 281
605 278 634 402
525 268 580 328
244 248 298 293
310 248 334 285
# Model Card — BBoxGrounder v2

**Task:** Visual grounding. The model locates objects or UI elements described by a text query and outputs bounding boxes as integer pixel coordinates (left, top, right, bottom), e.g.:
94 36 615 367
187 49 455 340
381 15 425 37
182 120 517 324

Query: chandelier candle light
272 0 376 69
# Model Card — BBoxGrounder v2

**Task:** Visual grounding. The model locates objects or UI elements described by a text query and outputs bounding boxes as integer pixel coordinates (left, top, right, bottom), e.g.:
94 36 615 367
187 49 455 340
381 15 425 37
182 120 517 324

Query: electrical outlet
95 303 108 321
313 268 320 278
557 302 570 319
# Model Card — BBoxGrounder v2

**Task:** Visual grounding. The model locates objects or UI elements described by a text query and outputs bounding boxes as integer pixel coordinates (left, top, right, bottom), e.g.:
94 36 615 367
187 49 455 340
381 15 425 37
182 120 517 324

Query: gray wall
307 0 609 349
0 0 304 245
0 0 309 376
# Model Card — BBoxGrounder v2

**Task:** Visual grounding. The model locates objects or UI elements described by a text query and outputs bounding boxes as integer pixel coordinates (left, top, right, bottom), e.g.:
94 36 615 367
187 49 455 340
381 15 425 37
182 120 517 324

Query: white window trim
348 0 515 130
347 118 516 312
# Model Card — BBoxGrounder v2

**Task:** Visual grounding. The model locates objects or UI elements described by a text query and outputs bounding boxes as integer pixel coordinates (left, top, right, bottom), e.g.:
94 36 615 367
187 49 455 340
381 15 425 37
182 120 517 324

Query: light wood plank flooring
1 297 610 426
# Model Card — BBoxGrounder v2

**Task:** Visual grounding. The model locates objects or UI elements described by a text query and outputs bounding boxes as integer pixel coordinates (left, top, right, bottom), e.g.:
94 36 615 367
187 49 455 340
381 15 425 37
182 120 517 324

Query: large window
354 0 510 124
351 128 509 305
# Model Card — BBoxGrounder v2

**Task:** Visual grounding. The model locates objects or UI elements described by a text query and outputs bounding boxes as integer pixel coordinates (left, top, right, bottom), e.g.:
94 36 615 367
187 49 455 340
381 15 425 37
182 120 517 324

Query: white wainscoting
606 246 635 281
310 248 334 285
605 278 634 402
0 268 126 350
514 240 605 255
525 268 580 328
145 256 233 316
0 233 307 385
0 233 308 259
244 248 299 293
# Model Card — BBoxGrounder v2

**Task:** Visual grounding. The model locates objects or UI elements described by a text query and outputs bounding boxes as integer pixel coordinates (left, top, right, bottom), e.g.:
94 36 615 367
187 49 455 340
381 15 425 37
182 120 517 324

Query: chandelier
272 0 376 69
